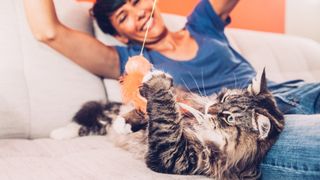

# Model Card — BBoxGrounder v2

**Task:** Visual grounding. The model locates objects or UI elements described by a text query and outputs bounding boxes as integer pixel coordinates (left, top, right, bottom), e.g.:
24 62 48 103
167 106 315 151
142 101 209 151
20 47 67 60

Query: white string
139 0 158 56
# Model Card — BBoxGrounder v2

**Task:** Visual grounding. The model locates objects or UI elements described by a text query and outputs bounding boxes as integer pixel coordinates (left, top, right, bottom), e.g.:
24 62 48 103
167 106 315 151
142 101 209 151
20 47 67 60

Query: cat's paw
112 116 133 135
142 70 172 84
140 70 173 98
50 123 81 140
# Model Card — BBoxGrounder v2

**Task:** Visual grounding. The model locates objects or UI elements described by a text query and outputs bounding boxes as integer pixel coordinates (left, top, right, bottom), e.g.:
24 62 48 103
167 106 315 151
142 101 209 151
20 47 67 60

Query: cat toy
120 56 152 112
120 0 157 112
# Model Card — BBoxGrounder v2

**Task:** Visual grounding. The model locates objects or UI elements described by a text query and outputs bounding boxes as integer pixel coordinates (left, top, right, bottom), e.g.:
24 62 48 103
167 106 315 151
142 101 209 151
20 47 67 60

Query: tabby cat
51 69 284 179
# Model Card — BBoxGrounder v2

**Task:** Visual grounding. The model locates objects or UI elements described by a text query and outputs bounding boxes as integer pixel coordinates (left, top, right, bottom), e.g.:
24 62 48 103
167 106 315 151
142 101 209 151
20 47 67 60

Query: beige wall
286 0 320 42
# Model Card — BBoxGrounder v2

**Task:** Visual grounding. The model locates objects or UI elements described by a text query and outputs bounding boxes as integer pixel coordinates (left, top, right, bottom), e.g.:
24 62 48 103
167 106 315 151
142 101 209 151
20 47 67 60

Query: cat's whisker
193 94 208 105
241 77 253 90
233 72 238 89
181 78 194 94
183 112 194 119
201 69 209 98
188 72 205 98
178 102 205 124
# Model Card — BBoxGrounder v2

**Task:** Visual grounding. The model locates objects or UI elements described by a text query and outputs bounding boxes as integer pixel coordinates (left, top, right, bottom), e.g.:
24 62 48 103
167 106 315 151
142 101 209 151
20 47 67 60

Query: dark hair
91 0 126 35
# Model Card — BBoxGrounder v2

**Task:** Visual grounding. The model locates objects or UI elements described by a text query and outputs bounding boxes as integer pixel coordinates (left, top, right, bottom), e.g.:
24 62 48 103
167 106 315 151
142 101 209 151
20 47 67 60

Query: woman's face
109 0 167 45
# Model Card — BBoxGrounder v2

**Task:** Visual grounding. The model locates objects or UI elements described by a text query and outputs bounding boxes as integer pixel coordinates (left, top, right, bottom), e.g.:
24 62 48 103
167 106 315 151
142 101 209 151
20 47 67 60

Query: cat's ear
247 68 268 95
256 114 271 140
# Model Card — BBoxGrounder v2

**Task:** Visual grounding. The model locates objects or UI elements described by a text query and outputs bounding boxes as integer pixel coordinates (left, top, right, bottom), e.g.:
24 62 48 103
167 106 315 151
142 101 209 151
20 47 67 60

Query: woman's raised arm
209 0 239 21
23 0 120 79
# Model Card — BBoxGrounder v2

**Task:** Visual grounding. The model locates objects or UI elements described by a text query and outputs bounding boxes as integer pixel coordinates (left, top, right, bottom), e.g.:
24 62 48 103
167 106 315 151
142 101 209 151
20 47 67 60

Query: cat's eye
227 115 235 123
221 111 236 125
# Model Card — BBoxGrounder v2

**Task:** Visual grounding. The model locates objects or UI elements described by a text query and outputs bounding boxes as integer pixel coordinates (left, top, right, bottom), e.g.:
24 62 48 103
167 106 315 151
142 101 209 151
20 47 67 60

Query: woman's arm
23 0 120 79
209 0 239 21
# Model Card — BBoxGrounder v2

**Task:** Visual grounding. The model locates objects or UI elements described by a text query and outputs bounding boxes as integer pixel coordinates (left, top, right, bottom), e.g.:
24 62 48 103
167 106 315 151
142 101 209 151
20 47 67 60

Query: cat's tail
50 101 124 140
50 122 82 140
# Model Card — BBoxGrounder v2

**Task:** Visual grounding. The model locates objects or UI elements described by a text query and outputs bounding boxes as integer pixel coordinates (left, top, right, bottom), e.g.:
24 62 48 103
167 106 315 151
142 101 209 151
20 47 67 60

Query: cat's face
204 70 284 160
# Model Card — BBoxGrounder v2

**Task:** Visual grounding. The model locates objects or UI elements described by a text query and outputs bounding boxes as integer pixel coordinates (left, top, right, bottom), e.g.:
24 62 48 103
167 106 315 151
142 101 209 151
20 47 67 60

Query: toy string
139 0 158 56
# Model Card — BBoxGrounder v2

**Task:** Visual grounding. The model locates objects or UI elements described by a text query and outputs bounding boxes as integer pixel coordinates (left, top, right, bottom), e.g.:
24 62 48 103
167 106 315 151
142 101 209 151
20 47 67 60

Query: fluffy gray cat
51 69 284 179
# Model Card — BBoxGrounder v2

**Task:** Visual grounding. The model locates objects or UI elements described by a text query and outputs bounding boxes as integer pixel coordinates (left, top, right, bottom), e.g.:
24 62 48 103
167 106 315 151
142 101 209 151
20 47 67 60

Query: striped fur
137 70 284 179
70 70 284 179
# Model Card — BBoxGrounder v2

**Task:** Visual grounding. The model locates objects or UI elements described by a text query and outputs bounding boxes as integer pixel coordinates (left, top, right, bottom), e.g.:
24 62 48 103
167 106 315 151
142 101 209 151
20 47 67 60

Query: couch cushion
0 136 208 180
0 115 319 179
0 1 31 138
0 0 107 139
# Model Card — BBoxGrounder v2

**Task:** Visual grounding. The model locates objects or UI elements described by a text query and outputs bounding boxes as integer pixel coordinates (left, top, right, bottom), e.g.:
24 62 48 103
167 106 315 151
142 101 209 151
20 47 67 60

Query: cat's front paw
140 70 173 98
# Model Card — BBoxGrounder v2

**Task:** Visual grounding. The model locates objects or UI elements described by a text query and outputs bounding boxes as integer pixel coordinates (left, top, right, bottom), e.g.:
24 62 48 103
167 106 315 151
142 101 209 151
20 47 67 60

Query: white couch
0 1 319 179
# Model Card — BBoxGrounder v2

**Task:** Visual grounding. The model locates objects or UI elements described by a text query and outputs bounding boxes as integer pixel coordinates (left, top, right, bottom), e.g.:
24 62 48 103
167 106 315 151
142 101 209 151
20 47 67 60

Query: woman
24 0 252 95
24 0 320 179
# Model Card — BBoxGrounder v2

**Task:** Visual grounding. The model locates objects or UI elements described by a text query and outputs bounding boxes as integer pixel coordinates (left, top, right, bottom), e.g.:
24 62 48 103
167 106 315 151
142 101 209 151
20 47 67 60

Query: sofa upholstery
0 0 107 139
0 0 319 179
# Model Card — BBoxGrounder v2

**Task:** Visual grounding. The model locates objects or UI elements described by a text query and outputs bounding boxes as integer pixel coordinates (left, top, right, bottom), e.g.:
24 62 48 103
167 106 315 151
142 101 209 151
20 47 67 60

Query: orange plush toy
120 56 153 112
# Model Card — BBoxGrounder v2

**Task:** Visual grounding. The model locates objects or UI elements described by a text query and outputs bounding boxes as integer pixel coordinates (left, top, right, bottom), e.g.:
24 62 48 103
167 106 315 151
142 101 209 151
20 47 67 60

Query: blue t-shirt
115 0 256 95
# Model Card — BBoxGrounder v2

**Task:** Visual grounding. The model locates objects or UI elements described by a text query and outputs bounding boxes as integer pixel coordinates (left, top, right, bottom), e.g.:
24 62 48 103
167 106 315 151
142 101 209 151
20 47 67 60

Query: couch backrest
225 29 320 83
0 0 107 139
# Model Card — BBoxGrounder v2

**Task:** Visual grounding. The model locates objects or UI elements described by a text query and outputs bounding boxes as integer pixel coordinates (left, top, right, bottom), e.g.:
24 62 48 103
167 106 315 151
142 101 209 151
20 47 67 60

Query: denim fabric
260 82 320 179
270 82 320 114
261 115 320 180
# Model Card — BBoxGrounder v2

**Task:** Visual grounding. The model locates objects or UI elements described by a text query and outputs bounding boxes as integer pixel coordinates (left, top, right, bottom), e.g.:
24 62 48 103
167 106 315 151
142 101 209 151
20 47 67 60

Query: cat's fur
52 69 284 179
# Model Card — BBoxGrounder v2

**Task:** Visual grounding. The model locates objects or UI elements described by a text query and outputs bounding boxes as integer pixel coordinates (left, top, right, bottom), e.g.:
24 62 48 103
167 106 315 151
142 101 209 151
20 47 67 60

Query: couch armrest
226 28 320 83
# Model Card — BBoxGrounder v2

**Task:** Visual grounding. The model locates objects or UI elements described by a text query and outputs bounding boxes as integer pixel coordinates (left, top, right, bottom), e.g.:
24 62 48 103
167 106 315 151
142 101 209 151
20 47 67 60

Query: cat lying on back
51 69 284 179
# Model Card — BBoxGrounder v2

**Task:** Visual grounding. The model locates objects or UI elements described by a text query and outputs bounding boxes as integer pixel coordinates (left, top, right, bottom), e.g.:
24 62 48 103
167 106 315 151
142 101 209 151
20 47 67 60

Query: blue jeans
261 115 320 180
261 82 320 179
270 81 320 114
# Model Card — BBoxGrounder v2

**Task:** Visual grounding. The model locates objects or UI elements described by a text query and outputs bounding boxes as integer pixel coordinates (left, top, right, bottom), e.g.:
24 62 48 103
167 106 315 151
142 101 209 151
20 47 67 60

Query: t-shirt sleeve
187 0 231 34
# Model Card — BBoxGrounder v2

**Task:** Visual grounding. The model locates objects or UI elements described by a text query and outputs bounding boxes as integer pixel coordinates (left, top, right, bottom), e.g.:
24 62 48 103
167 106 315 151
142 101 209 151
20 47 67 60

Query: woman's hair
91 0 126 35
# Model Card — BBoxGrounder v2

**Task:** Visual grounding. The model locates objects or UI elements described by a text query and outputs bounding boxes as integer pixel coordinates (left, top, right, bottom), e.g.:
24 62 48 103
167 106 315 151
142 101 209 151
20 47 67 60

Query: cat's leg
140 71 198 174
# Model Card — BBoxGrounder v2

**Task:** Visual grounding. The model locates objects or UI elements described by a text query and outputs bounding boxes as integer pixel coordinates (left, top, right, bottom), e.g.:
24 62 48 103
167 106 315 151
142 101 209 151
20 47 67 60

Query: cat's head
206 69 284 174
210 69 283 138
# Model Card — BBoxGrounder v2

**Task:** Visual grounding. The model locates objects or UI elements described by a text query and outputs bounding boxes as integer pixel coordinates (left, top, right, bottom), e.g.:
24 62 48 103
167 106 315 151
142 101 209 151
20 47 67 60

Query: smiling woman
104 0 167 45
